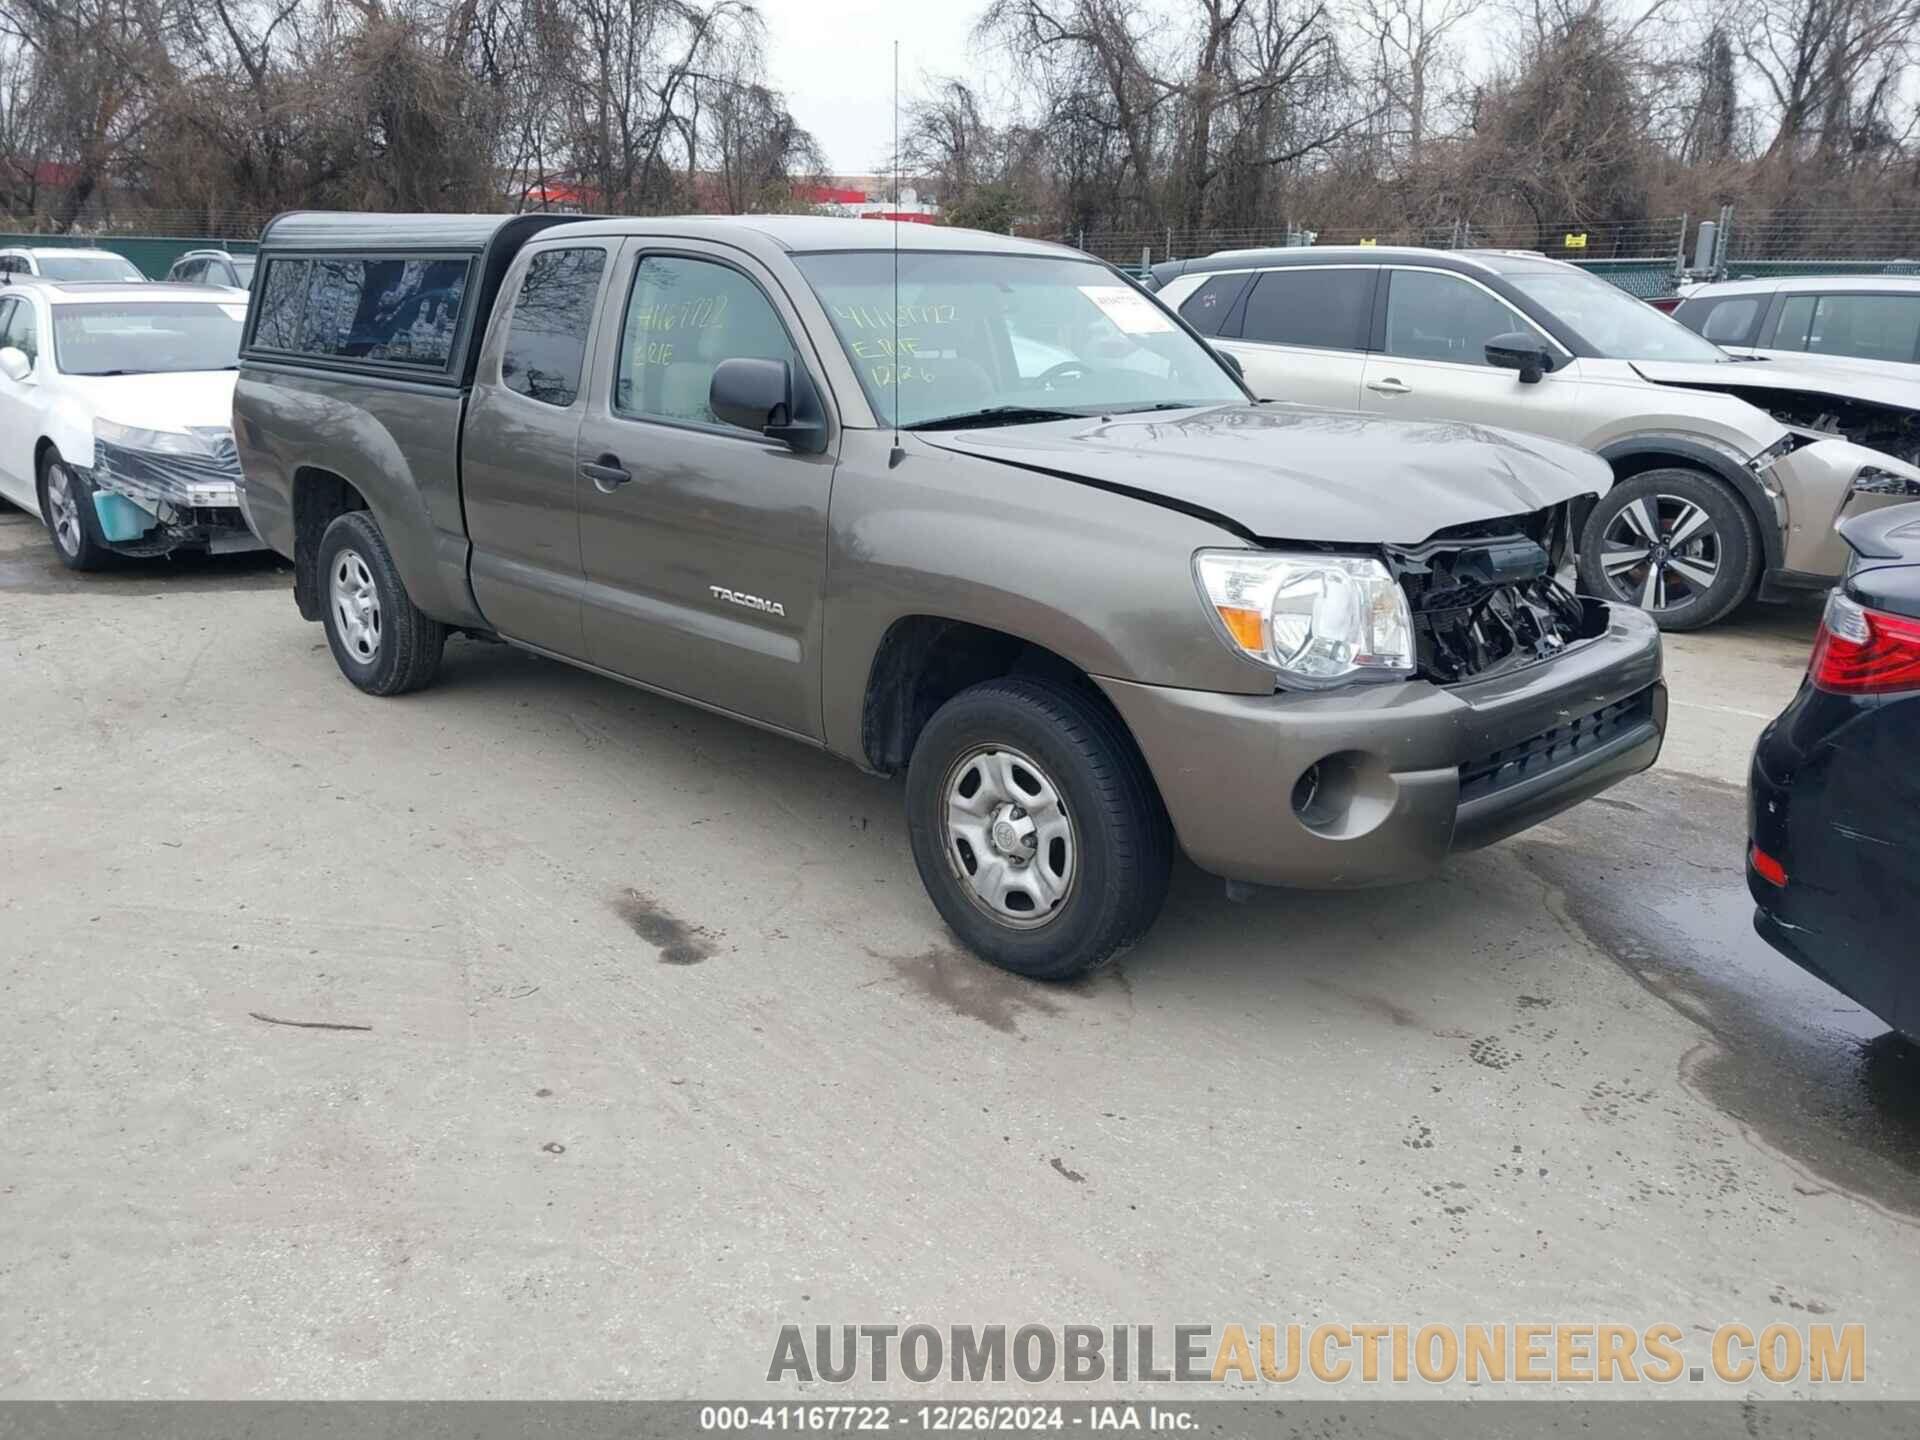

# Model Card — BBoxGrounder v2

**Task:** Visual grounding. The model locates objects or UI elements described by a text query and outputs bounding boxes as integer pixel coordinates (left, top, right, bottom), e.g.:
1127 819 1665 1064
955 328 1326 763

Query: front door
1359 267 1583 444
462 239 617 656
0 294 48 510
573 241 837 740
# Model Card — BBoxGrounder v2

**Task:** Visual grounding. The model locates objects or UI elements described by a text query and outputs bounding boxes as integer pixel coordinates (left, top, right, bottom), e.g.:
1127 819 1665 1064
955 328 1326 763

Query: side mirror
1214 348 1245 379
1485 332 1553 384
0 346 30 383
709 357 827 454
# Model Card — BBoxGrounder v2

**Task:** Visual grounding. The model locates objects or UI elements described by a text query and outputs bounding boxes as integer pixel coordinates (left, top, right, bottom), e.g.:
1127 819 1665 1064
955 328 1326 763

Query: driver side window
614 256 798 427
1384 270 1532 367
0 297 37 367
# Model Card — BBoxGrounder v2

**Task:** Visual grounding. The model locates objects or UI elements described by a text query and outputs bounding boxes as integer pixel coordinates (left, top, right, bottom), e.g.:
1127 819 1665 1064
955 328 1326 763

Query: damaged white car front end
87 417 259 555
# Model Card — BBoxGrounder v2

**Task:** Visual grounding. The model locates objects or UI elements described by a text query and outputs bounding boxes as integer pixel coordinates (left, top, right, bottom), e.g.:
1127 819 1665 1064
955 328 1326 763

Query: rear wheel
316 510 446 695
39 451 112 571
1579 468 1760 631
905 677 1172 980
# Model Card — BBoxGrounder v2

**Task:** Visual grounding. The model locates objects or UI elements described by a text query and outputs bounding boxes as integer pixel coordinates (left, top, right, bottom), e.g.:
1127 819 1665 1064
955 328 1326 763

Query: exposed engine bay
1387 502 1606 685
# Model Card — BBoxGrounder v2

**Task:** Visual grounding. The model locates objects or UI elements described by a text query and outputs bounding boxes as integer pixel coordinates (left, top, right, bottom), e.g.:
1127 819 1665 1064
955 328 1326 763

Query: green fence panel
1572 258 1680 299
0 233 258 280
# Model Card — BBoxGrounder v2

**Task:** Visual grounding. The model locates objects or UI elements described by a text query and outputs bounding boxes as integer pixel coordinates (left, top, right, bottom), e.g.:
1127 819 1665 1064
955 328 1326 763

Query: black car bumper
1748 703 1920 1041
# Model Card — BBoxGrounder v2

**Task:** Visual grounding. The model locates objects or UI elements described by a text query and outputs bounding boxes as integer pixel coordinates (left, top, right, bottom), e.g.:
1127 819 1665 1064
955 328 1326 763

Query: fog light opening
1290 751 1398 839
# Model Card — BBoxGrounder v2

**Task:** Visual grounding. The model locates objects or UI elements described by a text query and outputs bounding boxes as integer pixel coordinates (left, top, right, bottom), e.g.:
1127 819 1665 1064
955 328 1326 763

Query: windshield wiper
911 405 1088 431
73 368 154 377
1107 400 1211 415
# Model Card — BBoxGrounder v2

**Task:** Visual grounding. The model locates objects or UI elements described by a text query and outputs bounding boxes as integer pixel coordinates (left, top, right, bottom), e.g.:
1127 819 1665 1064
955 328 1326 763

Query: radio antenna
887 37 906 469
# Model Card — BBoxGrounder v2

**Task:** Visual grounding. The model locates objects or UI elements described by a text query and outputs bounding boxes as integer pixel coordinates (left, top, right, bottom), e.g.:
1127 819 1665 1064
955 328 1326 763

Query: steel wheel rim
46 465 81 556
942 743 1078 930
329 547 382 664
1599 494 1722 611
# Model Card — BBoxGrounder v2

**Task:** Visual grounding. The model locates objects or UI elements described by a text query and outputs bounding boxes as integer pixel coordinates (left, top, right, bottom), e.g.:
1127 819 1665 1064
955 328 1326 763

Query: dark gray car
233 213 1666 978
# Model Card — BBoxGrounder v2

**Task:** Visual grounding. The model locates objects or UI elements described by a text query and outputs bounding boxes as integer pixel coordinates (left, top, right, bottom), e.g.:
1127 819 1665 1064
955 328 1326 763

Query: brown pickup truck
233 212 1665 978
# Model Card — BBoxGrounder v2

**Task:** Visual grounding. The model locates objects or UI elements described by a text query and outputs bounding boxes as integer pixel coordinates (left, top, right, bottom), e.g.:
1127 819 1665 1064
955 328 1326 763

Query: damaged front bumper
1095 602 1665 889
87 434 264 556
1765 438 1920 584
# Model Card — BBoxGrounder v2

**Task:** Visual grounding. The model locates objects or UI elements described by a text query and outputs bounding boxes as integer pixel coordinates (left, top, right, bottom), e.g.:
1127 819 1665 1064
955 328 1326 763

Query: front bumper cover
1097 601 1665 888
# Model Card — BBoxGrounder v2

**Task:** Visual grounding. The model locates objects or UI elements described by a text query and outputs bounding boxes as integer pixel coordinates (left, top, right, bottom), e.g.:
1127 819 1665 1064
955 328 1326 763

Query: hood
916 403 1610 543
1632 358 1918 415
71 370 238 433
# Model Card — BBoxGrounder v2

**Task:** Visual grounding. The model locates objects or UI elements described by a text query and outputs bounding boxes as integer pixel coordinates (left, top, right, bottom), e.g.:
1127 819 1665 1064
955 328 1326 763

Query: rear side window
1238 268 1372 350
1177 272 1253 336
1695 297 1762 346
1772 293 1920 364
501 247 607 407
249 255 471 371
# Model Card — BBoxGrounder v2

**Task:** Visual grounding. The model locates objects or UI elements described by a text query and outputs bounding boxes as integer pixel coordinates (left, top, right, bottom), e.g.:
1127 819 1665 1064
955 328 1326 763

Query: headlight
94 417 227 457
1851 464 1920 498
1194 550 1415 687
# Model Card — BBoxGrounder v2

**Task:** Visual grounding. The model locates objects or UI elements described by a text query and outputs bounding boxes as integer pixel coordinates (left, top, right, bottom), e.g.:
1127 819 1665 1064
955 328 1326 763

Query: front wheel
1578 468 1760 631
905 677 1172 980
39 452 112 571
316 509 447 695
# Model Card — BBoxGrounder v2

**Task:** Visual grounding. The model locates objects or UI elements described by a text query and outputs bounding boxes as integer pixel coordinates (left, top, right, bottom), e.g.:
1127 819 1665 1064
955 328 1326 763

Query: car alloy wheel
942 743 1078 929
329 546 383 664
1598 493 1721 611
45 463 83 558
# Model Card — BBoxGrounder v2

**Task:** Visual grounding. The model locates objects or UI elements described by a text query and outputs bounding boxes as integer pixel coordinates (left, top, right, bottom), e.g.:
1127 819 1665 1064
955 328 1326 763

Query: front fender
819 430 1272 767
41 392 98 473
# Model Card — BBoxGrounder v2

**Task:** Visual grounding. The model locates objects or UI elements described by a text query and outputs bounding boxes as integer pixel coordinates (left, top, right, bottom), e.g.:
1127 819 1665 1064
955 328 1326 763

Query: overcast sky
761 0 982 176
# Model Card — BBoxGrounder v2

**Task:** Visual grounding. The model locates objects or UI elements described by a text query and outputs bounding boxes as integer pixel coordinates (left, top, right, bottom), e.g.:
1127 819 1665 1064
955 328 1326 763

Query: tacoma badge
710 585 786 617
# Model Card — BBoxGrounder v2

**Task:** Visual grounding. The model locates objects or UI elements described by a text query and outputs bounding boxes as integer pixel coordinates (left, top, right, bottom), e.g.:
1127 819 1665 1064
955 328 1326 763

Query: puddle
1519 769 1920 1217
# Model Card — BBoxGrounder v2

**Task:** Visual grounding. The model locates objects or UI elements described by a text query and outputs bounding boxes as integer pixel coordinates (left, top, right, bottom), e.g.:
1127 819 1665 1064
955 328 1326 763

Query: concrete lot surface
1 499 1916 1399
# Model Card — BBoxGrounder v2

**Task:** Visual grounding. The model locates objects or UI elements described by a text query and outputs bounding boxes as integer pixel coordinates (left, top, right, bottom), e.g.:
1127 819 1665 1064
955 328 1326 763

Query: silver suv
1149 246 1920 630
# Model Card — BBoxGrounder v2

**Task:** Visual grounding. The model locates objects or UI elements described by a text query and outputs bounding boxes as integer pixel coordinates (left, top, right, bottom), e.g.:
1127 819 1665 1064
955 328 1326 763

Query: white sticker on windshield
219 304 248 322
1078 285 1175 334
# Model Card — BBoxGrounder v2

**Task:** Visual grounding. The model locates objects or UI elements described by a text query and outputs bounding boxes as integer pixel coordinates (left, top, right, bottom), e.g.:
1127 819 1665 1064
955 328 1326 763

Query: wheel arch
857 615 1144 779
1596 436 1784 579
290 466 371 622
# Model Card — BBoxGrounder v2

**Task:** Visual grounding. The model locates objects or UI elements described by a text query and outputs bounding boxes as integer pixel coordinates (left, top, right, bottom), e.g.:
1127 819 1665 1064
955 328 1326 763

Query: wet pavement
1 500 1916 1398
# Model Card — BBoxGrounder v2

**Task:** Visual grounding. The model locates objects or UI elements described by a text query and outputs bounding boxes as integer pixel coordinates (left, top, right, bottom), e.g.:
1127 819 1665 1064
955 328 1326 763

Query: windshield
52 301 244 376
793 251 1246 427
1506 270 1726 363
232 257 256 285
37 253 146 283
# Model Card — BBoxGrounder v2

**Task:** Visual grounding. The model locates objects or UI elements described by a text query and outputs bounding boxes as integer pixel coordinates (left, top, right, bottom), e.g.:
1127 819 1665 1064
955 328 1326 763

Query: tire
38 450 113 571
1578 467 1760 632
905 676 1173 981
316 510 446 695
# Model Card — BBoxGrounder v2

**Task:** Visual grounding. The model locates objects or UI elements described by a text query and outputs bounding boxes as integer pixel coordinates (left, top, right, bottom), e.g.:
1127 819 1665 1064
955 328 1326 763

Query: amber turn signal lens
1215 606 1265 652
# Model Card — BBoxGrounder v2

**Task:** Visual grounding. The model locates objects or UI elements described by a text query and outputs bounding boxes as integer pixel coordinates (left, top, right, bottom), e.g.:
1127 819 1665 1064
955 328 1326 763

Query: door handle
1366 378 1412 395
581 453 632 492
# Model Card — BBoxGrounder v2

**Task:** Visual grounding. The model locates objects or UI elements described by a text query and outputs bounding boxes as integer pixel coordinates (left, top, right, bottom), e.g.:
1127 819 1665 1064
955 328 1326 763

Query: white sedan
0 280 262 569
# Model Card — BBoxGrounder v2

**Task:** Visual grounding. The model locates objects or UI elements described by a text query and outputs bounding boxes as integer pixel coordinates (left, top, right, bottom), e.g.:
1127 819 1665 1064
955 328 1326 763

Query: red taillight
1648 297 1683 313
1749 843 1788 887
1808 592 1920 695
